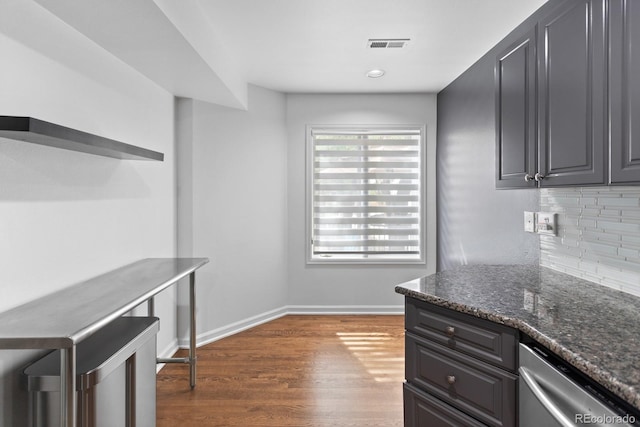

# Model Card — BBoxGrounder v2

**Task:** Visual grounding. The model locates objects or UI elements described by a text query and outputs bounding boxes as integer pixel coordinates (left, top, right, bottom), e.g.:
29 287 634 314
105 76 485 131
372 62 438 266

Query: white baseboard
286 305 404 315
176 305 404 349
179 306 289 348
156 337 179 373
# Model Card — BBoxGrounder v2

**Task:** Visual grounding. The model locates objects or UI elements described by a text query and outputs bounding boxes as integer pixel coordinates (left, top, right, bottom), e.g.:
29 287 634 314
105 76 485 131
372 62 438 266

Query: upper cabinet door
495 27 537 189
610 0 640 184
537 0 607 187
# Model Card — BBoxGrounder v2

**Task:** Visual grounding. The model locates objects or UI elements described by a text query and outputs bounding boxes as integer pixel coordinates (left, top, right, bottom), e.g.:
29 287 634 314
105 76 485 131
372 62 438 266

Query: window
307 125 425 264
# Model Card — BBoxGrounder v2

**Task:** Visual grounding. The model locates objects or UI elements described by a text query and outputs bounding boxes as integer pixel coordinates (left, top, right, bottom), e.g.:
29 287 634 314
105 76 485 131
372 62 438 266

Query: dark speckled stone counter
395 264 640 410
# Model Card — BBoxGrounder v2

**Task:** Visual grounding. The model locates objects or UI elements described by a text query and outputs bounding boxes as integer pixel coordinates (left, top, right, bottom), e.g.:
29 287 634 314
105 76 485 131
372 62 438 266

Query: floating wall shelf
0 116 164 161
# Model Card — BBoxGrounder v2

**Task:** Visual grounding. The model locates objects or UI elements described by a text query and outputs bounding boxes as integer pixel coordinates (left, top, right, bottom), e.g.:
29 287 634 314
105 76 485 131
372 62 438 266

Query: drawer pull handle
446 375 456 385
445 326 455 337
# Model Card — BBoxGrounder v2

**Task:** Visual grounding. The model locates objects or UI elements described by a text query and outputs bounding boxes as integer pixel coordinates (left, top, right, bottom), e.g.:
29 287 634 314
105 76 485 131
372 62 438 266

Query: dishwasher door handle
519 367 575 427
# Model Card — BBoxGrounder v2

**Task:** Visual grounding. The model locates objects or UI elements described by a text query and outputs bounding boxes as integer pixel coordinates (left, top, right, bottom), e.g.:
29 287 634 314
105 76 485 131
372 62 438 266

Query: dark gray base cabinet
403 298 518 427
404 383 486 427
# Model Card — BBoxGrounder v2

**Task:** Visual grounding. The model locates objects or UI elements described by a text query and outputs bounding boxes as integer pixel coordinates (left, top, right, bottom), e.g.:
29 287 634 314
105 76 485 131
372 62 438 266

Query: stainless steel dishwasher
519 342 639 427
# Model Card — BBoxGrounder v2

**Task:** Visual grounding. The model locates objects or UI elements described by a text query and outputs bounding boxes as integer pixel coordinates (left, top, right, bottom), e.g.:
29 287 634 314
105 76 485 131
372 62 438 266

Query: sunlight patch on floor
336 332 404 383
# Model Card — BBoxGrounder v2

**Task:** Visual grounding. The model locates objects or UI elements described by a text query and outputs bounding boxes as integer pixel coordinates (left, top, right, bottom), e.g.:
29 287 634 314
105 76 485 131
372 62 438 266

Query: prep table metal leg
155 272 198 388
125 354 136 427
147 297 155 317
60 346 77 427
189 271 197 388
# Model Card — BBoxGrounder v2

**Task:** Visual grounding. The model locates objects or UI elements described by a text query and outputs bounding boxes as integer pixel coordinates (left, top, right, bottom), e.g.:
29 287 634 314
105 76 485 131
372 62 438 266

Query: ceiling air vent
367 38 410 49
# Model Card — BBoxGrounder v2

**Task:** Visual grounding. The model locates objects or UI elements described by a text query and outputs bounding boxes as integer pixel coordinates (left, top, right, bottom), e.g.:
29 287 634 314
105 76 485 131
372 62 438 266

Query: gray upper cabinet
495 28 537 189
610 0 640 183
537 0 607 187
495 0 612 189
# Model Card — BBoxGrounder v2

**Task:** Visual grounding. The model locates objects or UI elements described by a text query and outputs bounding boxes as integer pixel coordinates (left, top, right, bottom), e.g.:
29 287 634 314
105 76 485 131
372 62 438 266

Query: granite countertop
395 264 640 410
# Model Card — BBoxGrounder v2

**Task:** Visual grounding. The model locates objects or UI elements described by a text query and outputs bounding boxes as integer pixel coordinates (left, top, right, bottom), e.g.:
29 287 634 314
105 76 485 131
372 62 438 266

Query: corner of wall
175 97 195 259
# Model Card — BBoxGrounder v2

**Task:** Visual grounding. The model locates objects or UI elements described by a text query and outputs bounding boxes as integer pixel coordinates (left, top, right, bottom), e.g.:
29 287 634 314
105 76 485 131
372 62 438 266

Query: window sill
307 256 426 266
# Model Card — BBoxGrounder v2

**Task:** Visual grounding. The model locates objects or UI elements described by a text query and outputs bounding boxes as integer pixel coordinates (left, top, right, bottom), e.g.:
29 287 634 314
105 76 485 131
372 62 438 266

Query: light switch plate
524 212 536 233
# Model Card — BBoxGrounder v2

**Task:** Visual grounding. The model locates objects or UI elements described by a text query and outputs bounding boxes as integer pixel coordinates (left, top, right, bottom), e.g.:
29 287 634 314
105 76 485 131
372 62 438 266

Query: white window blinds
310 128 423 261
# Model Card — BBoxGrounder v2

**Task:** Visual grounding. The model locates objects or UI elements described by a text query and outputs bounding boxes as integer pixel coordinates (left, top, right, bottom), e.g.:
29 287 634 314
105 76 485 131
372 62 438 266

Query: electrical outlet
537 212 557 235
524 212 536 233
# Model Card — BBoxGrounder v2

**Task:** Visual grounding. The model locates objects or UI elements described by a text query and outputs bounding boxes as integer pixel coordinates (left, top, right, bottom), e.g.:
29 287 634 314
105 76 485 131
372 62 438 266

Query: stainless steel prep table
0 257 209 427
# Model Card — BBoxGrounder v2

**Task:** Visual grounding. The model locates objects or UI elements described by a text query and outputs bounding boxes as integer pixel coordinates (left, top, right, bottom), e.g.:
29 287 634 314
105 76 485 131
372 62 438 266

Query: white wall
286 94 437 311
0 3 176 424
176 85 289 345
436 28 540 271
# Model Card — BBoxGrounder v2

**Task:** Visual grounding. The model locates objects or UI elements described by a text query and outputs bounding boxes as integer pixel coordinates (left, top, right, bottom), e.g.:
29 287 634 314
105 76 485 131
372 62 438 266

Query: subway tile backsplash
539 187 640 297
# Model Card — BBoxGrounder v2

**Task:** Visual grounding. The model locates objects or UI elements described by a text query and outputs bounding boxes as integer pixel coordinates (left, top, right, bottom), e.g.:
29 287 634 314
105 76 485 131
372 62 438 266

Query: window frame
305 124 427 265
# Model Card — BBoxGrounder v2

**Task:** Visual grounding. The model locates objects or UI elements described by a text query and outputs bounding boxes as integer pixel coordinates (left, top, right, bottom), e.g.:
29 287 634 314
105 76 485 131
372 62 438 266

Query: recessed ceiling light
366 69 385 78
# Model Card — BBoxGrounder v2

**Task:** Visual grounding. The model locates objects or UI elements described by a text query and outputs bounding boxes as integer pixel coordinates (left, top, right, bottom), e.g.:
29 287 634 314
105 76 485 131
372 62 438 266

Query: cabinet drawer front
404 383 486 427
406 333 517 427
406 299 517 371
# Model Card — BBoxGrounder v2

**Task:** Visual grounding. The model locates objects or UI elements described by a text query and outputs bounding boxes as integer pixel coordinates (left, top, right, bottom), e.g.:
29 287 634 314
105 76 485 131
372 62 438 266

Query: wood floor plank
156 315 404 426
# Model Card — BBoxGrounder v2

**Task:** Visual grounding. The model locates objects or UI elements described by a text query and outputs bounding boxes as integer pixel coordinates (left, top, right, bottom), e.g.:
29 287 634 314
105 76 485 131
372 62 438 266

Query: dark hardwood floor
156 315 404 426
